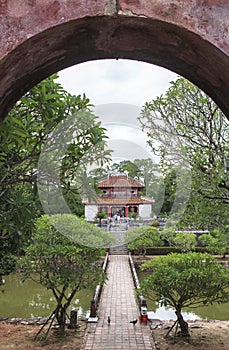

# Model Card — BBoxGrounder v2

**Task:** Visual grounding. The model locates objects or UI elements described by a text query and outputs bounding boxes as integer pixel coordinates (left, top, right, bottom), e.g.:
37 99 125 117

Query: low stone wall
0 316 48 325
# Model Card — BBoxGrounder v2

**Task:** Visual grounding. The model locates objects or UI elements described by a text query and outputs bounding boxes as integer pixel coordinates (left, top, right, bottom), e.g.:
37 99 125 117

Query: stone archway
0 0 228 121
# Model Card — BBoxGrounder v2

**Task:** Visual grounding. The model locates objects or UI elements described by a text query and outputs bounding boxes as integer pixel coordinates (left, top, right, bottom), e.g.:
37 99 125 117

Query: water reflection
1 272 228 321
0 273 93 319
147 307 199 321
138 272 229 321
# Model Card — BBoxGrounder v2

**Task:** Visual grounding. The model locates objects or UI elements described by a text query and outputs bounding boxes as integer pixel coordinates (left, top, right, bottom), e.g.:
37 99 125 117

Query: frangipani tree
20 214 114 332
199 230 229 258
126 226 162 254
140 252 229 337
140 77 228 230
172 232 197 252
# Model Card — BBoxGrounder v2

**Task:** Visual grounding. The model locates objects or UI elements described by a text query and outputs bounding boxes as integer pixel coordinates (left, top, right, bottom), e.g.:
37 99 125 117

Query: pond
0 273 93 319
138 272 229 321
1 272 228 321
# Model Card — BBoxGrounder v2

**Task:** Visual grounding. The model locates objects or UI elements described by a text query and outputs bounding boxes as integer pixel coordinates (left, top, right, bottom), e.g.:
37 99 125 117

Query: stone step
109 244 129 255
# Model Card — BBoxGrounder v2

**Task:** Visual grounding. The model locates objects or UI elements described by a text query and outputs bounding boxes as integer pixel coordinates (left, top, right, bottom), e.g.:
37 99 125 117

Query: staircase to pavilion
109 226 129 255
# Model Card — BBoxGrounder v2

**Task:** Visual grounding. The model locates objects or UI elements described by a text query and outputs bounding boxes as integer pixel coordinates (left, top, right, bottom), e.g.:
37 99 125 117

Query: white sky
57 59 177 165
57 59 177 106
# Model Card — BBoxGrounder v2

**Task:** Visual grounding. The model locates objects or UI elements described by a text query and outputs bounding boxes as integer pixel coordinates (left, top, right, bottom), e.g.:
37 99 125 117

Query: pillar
125 206 129 217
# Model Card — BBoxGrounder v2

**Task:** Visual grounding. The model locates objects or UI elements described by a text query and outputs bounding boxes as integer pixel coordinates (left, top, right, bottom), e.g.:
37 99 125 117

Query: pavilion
84 173 154 221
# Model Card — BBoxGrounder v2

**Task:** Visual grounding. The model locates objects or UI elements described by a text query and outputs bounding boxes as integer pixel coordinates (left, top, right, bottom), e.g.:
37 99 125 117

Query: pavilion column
125 206 129 217
108 206 111 217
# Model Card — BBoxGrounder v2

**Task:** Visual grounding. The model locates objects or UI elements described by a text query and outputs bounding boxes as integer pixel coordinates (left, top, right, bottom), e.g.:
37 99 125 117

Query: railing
99 194 140 198
128 253 148 317
89 252 109 320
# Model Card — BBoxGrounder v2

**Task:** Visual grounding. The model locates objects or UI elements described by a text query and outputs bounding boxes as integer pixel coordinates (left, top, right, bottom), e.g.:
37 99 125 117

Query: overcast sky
57 59 177 106
57 59 177 166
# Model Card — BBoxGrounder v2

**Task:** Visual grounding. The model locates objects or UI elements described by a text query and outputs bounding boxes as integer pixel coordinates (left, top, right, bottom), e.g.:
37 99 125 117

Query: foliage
126 226 163 251
198 234 221 254
160 228 176 246
178 192 229 233
159 169 177 215
88 167 110 195
135 246 207 255
126 225 198 253
0 74 111 253
0 249 17 284
128 212 138 219
161 227 229 255
0 233 18 284
137 246 181 255
199 230 229 257
172 232 197 252
110 160 141 179
62 189 85 217
140 77 228 228
95 211 108 225
19 214 113 330
140 252 229 336
96 212 108 219
211 229 229 256
150 220 160 227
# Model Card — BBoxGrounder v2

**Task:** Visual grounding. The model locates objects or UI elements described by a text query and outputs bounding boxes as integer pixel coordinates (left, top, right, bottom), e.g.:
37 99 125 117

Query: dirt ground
0 320 87 350
150 320 229 350
0 319 229 350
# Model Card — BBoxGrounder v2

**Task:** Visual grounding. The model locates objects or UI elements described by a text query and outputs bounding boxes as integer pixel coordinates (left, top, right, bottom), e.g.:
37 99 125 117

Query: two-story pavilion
84 173 153 221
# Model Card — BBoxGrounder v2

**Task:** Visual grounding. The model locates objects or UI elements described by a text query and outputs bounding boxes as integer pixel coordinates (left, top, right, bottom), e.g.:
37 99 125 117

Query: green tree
199 230 229 258
95 211 108 225
88 167 109 184
159 169 177 215
0 74 111 253
140 77 228 228
160 228 197 252
178 192 229 233
160 227 176 246
211 229 229 257
116 160 141 179
140 252 229 337
126 226 162 254
172 232 197 252
133 158 165 214
199 233 221 254
19 214 113 331
0 245 17 285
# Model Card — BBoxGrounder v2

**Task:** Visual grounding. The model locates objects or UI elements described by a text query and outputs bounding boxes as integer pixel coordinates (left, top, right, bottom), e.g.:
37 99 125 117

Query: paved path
82 255 154 350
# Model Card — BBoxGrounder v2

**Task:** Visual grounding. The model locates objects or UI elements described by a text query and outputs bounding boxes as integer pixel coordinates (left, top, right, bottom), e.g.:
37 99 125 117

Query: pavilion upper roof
98 173 144 188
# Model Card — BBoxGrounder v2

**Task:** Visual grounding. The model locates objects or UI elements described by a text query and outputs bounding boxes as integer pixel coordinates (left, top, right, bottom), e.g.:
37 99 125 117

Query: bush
151 220 160 227
131 246 208 255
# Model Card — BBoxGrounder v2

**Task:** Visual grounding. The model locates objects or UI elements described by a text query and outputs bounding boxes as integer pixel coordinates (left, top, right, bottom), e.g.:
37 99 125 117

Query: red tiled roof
98 174 144 188
84 197 154 205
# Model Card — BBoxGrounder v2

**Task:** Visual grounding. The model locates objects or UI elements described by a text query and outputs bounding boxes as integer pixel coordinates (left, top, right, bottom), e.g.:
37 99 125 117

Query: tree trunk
175 308 189 337
56 306 67 332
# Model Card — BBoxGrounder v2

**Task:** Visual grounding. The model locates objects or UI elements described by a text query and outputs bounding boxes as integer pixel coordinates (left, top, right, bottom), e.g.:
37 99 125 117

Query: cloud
93 103 141 125
57 60 176 165
57 59 177 106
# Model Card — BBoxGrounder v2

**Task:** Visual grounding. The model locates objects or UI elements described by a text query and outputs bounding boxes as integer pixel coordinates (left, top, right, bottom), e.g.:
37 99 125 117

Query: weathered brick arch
0 0 228 121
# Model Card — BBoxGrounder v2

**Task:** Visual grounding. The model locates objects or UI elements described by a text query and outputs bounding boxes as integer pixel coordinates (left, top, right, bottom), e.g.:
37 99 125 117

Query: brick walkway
82 255 154 350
